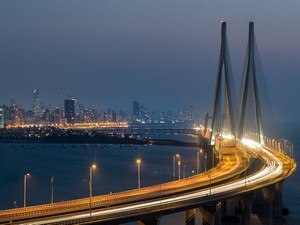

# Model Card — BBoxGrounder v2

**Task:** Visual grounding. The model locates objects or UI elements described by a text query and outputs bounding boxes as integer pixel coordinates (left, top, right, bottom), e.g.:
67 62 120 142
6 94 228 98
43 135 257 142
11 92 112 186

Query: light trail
0 145 248 224
18 141 288 225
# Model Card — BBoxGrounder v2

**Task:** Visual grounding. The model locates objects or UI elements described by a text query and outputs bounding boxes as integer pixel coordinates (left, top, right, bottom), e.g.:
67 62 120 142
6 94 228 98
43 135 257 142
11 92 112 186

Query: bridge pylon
238 22 264 143
210 21 236 145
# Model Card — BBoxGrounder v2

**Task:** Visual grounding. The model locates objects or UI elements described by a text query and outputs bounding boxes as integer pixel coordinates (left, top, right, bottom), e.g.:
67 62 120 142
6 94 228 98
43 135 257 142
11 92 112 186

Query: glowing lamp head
136 159 141 164
26 173 30 176
91 164 96 169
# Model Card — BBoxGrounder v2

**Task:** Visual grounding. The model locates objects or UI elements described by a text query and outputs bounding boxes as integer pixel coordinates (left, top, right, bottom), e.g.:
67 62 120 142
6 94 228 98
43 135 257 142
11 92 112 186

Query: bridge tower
211 21 236 144
238 22 264 143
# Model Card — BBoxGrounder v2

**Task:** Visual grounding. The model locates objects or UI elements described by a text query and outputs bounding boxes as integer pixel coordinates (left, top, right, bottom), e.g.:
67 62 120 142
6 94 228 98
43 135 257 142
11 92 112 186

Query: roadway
0 138 296 225
0 145 248 224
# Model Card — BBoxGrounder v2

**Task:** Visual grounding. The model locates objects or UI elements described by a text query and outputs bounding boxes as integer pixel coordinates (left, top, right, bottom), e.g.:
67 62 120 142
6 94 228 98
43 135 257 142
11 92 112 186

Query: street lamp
197 150 201 174
192 170 195 176
136 159 141 189
23 173 30 207
50 176 54 204
178 156 181 180
89 163 96 216
208 171 212 195
205 153 207 172
173 154 180 181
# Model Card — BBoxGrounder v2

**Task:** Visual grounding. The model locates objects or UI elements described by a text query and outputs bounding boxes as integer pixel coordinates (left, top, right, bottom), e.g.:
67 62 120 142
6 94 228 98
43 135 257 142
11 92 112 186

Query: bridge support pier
261 186 274 225
274 181 284 217
199 202 221 225
138 217 159 225
240 193 255 225
186 208 202 225
226 198 238 216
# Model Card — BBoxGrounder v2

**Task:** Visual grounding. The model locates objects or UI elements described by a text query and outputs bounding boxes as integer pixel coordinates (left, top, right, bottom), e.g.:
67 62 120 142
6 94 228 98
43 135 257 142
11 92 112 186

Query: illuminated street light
23 173 30 207
136 159 141 189
178 157 181 180
205 153 207 172
192 170 195 176
197 150 201 174
89 163 97 217
173 154 180 181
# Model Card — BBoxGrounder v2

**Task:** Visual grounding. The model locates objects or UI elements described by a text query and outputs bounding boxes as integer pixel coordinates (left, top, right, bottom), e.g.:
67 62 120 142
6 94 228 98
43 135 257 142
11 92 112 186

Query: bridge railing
199 124 295 160
242 132 295 159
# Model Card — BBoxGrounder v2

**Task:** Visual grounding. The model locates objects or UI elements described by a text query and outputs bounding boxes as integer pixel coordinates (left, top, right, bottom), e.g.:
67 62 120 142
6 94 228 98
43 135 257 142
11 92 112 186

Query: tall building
0 107 4 128
10 100 21 126
54 107 64 124
25 110 34 123
64 99 75 124
32 89 40 120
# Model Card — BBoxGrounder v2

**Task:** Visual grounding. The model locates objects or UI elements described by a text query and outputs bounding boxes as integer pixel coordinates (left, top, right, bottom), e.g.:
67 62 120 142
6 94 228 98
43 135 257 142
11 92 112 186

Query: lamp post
209 171 212 195
178 156 181 180
50 176 54 204
136 159 141 189
23 173 30 207
89 164 96 217
205 153 207 172
197 150 200 174
192 170 195 176
173 154 180 181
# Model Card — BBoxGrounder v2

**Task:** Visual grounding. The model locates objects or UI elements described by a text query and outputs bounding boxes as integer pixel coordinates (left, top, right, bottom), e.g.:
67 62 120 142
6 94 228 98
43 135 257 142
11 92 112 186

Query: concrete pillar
186 208 202 225
186 209 196 225
200 202 221 225
226 198 238 216
138 217 159 225
261 187 274 225
273 181 284 217
240 193 255 225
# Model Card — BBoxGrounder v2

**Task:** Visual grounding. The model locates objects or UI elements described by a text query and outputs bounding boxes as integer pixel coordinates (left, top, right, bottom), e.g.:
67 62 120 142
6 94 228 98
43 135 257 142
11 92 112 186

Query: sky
0 0 299 121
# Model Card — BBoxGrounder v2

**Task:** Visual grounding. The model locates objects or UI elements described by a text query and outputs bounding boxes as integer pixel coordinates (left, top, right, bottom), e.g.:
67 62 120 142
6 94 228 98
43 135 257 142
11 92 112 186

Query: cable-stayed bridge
0 22 296 225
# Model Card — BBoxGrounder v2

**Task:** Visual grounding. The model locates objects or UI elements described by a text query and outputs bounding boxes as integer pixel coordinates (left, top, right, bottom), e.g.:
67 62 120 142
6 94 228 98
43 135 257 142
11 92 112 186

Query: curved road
0 138 296 225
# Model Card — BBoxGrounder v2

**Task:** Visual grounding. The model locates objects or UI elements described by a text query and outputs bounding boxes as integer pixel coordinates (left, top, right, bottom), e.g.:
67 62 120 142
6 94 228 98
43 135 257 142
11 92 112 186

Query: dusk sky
0 1 299 121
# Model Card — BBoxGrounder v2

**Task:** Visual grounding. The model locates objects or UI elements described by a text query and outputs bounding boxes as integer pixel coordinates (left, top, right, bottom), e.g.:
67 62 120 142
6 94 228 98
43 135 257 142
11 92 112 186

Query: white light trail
21 143 283 225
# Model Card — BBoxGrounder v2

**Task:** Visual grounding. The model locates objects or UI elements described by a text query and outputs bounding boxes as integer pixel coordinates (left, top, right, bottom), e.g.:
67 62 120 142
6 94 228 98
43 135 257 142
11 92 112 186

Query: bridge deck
0 146 247 224
0 142 296 225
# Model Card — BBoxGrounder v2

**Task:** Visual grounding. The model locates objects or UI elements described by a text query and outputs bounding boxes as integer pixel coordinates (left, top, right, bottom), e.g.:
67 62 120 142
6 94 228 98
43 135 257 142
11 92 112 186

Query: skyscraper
0 107 4 128
32 89 40 120
54 107 64 124
64 99 75 124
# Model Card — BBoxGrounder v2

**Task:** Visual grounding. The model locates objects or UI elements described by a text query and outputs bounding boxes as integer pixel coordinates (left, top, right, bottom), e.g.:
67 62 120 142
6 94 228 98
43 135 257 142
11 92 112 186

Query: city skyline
0 88 202 128
0 1 299 121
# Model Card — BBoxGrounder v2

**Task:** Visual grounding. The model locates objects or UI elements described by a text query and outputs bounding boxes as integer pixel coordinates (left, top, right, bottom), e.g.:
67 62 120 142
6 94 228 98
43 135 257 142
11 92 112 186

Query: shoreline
0 137 200 147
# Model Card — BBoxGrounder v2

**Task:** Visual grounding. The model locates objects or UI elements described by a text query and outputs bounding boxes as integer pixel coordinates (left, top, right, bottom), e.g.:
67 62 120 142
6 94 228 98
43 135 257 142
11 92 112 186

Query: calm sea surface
0 134 199 209
0 123 299 224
